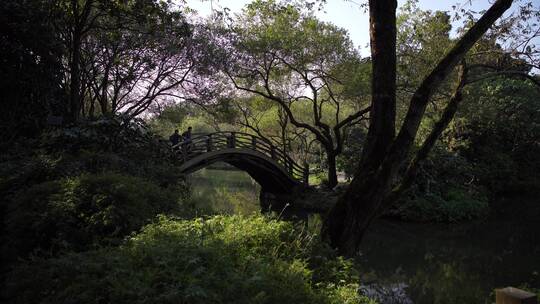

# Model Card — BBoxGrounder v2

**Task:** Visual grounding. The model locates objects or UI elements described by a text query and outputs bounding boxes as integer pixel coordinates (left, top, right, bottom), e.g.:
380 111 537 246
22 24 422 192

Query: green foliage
145 103 190 137
389 147 489 222
337 126 366 178
0 117 183 194
393 189 489 223
5 215 375 304
396 0 456 117
398 1 453 76
1 116 191 260
4 172 188 257
187 168 261 215
148 101 240 138
448 78 540 194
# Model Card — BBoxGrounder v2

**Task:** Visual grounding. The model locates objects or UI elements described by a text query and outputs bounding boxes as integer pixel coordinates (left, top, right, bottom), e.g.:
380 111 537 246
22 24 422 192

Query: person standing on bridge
169 129 181 146
181 126 192 142
181 126 193 151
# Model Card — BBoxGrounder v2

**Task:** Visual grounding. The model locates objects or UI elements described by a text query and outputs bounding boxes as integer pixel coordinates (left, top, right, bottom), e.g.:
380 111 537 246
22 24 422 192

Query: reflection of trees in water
356 218 540 304
407 261 485 304
188 167 261 215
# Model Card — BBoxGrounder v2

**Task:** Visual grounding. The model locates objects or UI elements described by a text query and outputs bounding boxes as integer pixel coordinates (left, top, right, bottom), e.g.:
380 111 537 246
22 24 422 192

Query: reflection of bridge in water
173 132 309 194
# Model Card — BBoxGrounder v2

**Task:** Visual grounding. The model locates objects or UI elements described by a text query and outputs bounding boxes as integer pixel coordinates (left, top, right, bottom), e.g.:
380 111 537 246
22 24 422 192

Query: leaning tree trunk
322 0 514 257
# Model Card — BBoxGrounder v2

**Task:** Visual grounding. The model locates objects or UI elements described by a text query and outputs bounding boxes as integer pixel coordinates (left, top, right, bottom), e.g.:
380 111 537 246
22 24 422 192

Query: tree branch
386 0 513 169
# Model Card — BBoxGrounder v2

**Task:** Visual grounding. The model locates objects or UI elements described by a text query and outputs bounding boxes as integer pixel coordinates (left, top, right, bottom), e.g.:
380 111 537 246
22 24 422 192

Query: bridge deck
173 132 309 185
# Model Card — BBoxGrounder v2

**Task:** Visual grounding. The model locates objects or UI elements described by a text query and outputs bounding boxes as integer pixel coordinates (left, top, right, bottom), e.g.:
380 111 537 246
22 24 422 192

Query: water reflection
187 165 261 215
357 218 540 304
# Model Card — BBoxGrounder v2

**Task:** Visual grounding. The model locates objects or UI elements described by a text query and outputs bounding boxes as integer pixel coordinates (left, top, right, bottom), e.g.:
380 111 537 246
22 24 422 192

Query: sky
184 0 527 56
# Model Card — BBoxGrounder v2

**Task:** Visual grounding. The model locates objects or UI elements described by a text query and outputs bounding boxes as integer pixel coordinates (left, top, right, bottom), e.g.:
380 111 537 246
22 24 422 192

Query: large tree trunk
358 0 397 172
323 169 393 253
326 150 338 189
323 0 514 257
322 0 398 254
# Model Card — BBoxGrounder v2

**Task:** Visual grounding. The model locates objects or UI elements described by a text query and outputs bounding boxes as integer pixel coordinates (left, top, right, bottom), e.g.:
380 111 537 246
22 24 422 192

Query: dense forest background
1 0 539 303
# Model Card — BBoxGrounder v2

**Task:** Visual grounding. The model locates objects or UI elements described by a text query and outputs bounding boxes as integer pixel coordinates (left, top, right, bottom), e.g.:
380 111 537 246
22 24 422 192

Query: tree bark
326 150 338 189
323 0 514 257
98 60 111 115
358 0 397 172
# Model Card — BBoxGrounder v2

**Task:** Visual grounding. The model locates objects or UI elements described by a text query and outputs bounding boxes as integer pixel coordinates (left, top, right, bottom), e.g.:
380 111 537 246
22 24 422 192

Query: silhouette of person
169 129 181 146
181 126 193 151
181 126 192 142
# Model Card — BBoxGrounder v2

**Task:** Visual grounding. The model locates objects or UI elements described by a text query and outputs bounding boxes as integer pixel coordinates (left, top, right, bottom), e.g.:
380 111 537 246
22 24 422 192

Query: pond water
358 217 540 304
188 167 540 303
187 166 261 215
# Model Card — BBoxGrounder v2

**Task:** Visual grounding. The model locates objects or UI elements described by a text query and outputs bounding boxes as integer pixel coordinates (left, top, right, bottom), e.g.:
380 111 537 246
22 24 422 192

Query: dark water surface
358 215 540 304
189 168 539 303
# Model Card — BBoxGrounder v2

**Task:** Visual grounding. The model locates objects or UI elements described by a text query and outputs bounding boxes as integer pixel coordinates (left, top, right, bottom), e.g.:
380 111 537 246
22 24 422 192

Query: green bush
0 117 184 199
5 215 375 304
451 78 540 195
392 188 489 222
1 117 192 264
386 145 490 222
4 172 189 257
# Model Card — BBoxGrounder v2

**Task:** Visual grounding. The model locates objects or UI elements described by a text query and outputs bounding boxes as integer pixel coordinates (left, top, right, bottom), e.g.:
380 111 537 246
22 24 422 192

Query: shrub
0 117 183 200
387 145 490 223
4 215 375 304
391 188 489 222
4 172 189 258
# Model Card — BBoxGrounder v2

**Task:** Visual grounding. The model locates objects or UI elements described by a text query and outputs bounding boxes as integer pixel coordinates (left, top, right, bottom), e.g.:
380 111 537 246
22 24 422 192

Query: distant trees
59 0 201 121
1 0 205 140
218 0 371 188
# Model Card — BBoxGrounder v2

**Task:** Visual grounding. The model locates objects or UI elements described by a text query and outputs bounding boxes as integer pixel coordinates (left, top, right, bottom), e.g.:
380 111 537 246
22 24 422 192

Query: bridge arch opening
187 163 262 215
179 148 300 194
175 132 309 214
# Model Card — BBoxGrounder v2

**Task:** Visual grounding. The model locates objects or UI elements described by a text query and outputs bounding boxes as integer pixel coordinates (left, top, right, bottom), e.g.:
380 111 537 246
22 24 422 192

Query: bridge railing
173 131 309 184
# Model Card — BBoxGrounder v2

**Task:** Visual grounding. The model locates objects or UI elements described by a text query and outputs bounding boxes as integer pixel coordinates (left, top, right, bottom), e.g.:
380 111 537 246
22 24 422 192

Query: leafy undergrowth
390 188 489 223
4 215 375 304
0 117 193 260
4 172 189 258
387 147 490 223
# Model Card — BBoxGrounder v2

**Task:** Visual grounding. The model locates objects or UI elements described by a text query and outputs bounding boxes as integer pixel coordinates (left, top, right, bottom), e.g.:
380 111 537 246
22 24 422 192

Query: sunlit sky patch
184 0 528 56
